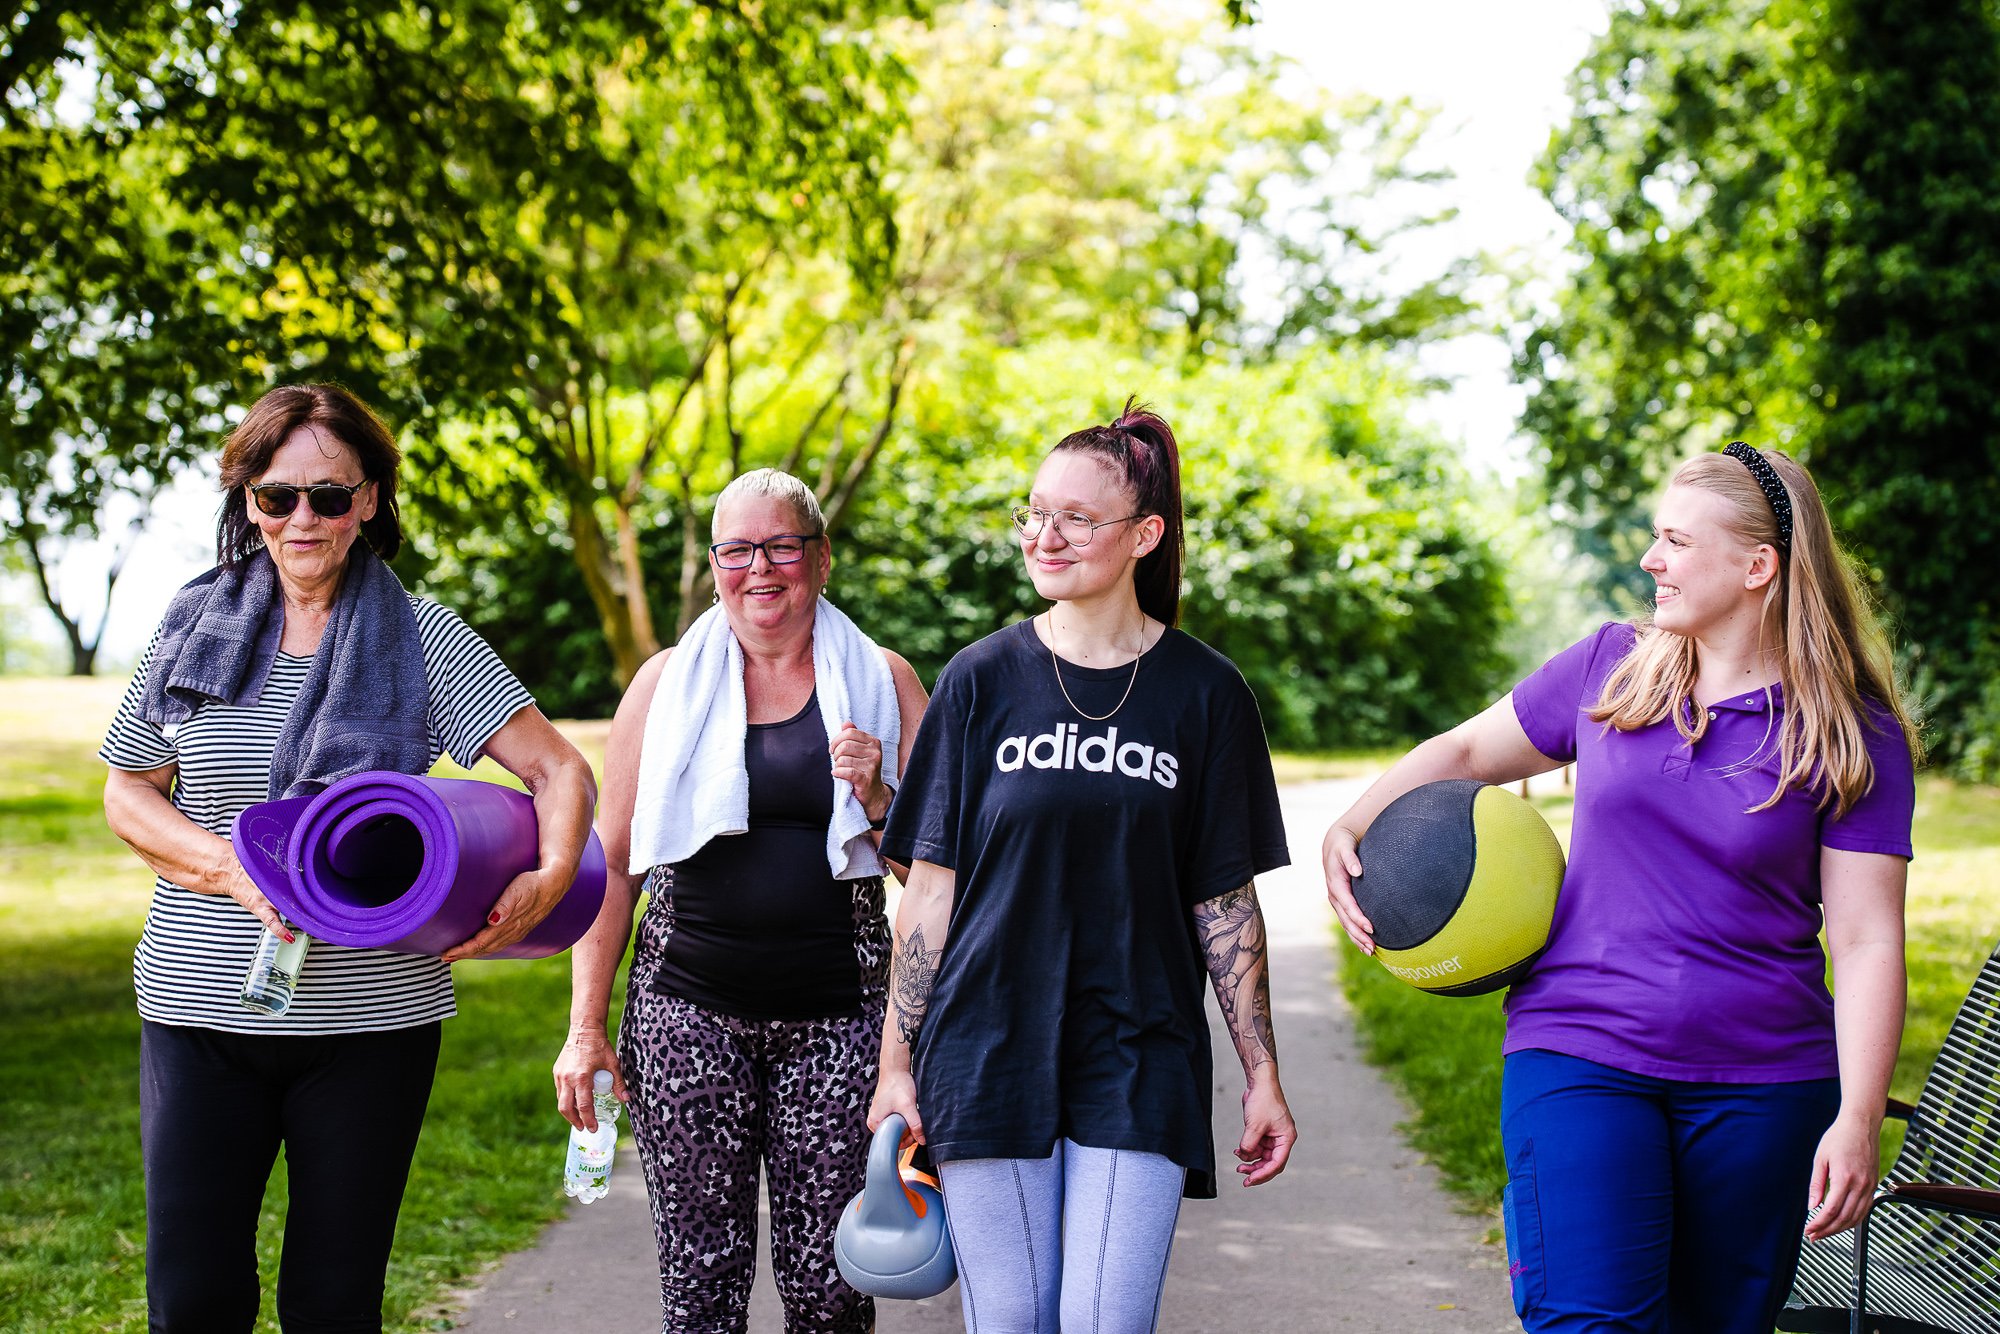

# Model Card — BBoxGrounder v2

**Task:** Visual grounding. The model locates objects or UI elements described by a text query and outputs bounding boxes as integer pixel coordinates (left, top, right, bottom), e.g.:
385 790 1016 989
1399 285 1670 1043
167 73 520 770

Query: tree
410 0 1482 673
423 336 1517 741
1513 0 1808 603
2 76 246 672
3 0 925 676
1517 0 2000 772
1799 0 2000 773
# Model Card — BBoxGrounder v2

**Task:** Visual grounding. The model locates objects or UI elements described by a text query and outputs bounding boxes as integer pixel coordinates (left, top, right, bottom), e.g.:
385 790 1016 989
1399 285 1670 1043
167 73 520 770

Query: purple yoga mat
231 772 607 959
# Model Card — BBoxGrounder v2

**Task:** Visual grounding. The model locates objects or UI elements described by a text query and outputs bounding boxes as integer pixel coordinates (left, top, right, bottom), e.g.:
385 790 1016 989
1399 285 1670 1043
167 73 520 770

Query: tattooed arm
868 858 956 1143
1195 881 1297 1186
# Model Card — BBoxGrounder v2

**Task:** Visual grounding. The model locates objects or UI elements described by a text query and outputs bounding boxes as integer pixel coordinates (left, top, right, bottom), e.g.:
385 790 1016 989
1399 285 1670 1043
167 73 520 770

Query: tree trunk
563 489 646 684
18 526 105 676
675 496 713 640
611 500 662 667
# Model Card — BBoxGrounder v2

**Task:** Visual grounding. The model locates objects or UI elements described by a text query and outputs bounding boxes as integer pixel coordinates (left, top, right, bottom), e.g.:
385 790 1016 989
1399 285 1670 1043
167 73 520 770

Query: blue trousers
1500 1049 1840 1333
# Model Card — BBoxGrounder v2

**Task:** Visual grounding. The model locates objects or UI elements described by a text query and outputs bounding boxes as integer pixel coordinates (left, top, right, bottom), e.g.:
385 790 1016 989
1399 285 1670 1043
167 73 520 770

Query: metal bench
1779 939 2000 1334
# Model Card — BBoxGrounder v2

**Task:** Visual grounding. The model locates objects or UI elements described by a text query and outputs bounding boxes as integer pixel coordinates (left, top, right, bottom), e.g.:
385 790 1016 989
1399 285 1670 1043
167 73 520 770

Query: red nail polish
488 911 503 925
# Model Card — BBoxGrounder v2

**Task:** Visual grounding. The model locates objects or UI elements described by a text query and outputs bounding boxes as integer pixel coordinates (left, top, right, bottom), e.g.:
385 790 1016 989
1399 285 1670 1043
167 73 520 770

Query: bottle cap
592 1069 614 1095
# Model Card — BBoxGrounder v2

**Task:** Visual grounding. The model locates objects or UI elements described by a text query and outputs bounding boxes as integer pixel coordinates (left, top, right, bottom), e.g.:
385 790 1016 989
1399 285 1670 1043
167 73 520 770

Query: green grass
0 678 627 1333
18 668 1975 1326
1339 775 2000 1215
0 684 1401 1331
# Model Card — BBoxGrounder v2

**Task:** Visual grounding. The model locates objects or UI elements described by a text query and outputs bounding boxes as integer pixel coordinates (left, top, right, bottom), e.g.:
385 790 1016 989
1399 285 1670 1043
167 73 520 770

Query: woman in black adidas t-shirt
872 400 1298 1332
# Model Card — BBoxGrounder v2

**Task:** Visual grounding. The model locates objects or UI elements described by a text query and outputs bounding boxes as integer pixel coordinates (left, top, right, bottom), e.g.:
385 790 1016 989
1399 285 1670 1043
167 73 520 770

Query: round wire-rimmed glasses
1011 506 1143 547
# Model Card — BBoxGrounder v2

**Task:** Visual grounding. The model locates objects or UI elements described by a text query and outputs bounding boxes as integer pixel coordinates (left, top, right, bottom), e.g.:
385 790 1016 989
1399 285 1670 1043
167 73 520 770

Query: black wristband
867 813 888 831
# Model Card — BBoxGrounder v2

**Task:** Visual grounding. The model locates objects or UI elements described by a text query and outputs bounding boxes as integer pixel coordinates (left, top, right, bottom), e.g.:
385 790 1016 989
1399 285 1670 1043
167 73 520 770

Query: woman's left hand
442 863 577 963
830 722 891 823
1803 1110 1881 1240
1235 1076 1298 1187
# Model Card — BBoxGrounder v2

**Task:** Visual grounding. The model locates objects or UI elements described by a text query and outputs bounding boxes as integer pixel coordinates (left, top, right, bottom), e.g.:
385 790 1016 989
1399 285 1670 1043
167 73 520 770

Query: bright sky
18 0 1609 667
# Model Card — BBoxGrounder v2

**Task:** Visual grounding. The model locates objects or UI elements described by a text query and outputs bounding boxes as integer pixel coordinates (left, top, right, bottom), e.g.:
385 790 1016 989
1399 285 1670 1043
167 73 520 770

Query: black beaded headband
1723 441 1793 556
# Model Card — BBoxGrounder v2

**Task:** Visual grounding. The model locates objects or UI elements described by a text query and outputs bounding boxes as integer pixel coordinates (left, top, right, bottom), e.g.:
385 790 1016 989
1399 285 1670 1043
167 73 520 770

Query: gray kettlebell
833 1113 956 1299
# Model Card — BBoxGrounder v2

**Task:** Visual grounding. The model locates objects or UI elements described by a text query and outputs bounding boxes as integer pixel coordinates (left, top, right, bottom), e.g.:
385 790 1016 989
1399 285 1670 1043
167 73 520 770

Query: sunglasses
248 481 367 519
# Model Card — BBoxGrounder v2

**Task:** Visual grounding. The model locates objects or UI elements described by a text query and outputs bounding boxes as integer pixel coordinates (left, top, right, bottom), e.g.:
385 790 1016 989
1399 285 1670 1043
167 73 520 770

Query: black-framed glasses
708 534 823 569
1010 505 1143 547
248 480 368 519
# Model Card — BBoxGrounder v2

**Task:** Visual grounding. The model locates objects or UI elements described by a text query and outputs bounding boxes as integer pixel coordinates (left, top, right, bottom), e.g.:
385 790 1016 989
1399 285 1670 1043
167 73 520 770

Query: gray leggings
938 1140 1185 1334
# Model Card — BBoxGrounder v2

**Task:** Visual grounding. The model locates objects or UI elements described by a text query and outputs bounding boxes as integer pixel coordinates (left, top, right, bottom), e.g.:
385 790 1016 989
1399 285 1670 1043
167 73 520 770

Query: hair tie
1722 441 1793 557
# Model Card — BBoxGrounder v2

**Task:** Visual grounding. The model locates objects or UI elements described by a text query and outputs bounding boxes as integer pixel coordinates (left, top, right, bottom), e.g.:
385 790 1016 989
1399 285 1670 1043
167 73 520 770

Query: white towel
627 596 901 881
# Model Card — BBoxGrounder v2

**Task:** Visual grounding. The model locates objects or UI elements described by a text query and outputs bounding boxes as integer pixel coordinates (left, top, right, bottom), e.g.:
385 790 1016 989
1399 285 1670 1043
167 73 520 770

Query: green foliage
1520 0 2000 775
1798 0 2000 777
2 36 248 668
424 338 1514 745
5 0 926 677
832 340 1512 748
882 1 1480 362
1514 0 1808 602
8 0 1482 687
401 503 683 720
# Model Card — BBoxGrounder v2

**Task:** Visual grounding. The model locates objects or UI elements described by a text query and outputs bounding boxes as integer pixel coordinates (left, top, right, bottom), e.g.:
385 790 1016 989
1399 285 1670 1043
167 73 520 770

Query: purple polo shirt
1504 622 1915 1082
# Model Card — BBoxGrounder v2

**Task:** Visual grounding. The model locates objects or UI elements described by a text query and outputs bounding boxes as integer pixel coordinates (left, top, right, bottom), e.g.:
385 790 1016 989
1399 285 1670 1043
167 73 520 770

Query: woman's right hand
554 1026 627 1132
1321 822 1376 954
868 1069 923 1144
218 856 293 940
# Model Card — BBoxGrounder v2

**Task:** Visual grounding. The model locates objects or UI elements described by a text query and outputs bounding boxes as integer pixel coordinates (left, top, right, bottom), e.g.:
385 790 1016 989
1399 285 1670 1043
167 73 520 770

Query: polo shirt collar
1706 682 1782 713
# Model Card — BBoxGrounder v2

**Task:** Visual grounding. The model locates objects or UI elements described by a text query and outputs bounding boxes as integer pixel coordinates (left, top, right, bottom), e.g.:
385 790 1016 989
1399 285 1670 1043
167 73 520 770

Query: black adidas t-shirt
880 618 1289 1198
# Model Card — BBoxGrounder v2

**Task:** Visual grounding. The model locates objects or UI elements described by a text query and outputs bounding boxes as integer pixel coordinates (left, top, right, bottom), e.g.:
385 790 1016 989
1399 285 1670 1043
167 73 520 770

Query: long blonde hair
1588 448 1920 815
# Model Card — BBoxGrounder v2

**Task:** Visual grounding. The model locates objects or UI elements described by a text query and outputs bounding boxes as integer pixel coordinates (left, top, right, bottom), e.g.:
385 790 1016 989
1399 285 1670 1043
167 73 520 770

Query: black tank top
652 690 866 1019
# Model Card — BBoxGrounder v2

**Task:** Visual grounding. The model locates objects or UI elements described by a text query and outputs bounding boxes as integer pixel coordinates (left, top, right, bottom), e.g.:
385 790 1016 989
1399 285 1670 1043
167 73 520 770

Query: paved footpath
449 778 1519 1333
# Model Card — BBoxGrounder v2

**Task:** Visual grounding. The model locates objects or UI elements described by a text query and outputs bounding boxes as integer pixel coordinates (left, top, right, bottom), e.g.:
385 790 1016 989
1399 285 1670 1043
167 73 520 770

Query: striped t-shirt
99 595 536 1035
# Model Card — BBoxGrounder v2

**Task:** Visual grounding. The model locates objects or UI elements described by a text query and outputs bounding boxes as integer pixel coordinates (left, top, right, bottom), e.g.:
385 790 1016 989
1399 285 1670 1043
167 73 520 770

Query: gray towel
140 546 431 799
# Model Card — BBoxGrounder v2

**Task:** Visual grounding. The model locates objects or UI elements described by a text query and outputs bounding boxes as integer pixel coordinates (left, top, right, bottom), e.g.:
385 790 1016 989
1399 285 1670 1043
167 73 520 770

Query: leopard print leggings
618 867 889 1334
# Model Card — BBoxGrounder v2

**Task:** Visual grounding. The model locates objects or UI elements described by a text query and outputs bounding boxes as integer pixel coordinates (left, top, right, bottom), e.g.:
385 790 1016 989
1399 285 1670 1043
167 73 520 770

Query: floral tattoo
892 924 937 1046
1194 883 1276 1072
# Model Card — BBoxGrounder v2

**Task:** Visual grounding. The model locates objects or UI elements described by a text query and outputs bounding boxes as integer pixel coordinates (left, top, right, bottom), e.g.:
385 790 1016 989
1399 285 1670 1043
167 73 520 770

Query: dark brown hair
216 384 404 567
1050 396 1185 626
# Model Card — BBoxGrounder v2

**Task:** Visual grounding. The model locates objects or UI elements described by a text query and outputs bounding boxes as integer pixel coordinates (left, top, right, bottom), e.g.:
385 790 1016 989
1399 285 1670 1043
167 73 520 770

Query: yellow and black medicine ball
1354 779 1565 996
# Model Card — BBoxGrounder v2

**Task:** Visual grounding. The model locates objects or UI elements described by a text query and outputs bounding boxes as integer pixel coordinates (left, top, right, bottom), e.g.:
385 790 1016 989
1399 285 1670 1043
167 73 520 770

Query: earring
711 589 720 605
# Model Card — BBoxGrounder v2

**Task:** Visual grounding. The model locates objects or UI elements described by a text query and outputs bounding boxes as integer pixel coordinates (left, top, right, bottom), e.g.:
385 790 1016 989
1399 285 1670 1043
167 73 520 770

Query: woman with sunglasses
869 401 1298 1333
99 383 595 1331
1322 445 1918 1331
556 468 928 1333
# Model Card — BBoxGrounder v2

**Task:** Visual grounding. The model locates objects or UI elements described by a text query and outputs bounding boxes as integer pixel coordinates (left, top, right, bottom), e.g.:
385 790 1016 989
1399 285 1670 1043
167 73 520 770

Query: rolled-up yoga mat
232 772 607 959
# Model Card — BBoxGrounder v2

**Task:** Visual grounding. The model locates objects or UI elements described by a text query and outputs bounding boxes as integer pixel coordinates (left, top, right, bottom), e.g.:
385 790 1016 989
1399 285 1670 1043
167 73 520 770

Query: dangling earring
711 589 720 605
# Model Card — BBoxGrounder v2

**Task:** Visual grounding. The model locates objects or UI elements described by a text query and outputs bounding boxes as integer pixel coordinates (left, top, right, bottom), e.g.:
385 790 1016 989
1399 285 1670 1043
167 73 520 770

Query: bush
842 342 1512 748
409 340 1515 748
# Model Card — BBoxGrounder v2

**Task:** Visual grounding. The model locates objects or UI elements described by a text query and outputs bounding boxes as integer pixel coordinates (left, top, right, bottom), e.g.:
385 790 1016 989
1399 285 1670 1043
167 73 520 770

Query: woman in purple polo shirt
1322 443 1919 1332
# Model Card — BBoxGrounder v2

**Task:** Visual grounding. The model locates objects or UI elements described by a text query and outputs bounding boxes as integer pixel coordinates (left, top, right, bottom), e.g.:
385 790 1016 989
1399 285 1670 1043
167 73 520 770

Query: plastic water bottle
240 923 310 1015
563 1070 620 1203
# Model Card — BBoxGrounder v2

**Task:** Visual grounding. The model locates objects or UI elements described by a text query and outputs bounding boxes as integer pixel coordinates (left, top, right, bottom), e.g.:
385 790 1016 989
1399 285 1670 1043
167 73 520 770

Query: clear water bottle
563 1069 621 1204
240 923 310 1015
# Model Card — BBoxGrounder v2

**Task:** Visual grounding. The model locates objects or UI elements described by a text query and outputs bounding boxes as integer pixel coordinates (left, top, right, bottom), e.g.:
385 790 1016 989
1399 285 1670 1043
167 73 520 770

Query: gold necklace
1045 611 1145 722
